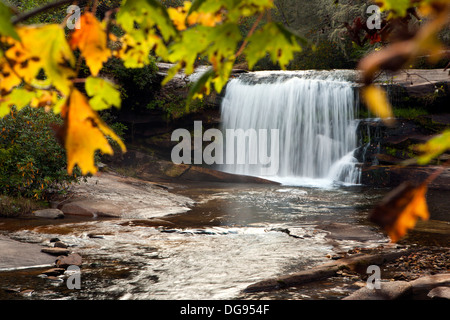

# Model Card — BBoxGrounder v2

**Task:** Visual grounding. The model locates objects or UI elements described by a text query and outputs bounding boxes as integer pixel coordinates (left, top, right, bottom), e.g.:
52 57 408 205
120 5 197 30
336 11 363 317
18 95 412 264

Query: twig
12 0 75 25
234 12 264 59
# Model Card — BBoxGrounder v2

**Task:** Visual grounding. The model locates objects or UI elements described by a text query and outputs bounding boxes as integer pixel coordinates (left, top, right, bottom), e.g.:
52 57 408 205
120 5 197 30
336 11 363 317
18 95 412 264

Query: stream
0 181 395 300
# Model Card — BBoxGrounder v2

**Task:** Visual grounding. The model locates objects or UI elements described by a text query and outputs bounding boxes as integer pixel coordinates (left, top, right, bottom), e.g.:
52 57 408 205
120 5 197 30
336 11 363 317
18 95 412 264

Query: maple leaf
70 12 111 76
0 1 19 40
62 89 126 175
369 181 430 243
3 25 75 96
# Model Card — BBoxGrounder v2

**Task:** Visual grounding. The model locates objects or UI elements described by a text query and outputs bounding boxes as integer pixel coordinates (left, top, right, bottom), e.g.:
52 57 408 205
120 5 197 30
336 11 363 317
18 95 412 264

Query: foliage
370 181 429 243
0 107 79 199
0 0 307 176
359 0 450 243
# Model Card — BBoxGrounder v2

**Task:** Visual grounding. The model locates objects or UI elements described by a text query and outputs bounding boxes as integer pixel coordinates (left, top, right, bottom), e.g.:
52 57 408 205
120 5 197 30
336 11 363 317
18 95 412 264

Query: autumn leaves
358 1 450 242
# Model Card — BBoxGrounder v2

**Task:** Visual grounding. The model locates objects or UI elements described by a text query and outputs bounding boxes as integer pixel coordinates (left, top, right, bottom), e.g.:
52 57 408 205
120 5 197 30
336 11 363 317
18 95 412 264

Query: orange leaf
369 181 430 242
361 85 395 126
63 89 125 175
70 12 111 76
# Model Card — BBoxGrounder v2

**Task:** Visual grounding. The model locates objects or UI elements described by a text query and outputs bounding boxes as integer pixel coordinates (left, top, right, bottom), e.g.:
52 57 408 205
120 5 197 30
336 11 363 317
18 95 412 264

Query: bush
0 107 80 199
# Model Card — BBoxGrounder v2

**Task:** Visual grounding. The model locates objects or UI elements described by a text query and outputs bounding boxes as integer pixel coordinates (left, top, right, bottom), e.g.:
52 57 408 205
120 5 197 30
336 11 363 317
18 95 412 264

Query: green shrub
0 107 80 199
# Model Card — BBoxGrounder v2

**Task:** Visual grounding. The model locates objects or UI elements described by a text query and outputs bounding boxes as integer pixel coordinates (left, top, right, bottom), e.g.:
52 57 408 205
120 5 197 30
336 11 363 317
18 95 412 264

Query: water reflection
1 184 392 300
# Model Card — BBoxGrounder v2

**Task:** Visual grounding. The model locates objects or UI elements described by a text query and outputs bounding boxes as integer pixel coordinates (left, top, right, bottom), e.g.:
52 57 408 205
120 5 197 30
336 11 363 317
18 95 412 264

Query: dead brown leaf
369 181 430 243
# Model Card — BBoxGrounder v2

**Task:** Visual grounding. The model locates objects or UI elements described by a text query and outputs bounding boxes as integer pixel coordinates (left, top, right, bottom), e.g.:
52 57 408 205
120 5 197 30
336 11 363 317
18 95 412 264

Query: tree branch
234 12 264 59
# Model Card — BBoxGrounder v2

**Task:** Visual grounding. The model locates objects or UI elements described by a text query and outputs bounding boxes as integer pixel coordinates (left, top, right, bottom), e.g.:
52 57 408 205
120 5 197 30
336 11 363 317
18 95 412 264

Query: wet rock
0 235 56 270
33 209 64 219
53 241 68 249
427 286 450 300
59 172 194 219
317 222 386 242
41 248 70 256
55 253 82 268
20 289 34 297
41 268 66 276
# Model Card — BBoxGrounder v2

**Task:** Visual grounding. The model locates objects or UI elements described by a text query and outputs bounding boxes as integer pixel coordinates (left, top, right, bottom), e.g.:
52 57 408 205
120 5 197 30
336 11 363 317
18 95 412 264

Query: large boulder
60 200 121 218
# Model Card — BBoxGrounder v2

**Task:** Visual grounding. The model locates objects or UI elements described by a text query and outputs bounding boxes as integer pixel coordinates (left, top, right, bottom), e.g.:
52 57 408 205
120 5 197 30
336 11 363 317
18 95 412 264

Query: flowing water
3 71 447 301
219 71 361 187
0 70 385 300
0 183 390 300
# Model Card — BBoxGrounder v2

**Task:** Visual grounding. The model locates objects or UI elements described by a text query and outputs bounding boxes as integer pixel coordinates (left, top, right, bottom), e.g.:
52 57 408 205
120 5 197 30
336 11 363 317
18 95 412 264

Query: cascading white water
219 71 361 187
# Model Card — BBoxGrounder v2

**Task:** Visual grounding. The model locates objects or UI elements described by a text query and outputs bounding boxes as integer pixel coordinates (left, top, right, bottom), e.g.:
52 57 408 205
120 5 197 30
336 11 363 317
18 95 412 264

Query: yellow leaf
70 12 111 76
168 2 191 31
361 85 395 126
63 89 126 175
369 181 430 243
188 11 223 27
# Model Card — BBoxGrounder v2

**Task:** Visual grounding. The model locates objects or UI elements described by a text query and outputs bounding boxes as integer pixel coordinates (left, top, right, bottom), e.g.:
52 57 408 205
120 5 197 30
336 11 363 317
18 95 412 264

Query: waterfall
219 71 361 187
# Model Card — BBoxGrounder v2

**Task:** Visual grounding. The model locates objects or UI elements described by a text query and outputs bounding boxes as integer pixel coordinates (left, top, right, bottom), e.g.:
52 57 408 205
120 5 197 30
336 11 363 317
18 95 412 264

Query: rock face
0 235 56 270
428 286 450 300
55 253 82 268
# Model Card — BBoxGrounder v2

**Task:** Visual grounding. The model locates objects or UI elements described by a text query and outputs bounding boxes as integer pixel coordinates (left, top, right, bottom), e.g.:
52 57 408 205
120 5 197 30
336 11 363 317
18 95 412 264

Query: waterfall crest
219 71 361 187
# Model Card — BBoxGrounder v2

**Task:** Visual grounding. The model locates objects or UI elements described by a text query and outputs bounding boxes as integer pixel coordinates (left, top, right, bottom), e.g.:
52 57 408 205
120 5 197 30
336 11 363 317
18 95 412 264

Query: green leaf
0 1 19 41
166 25 210 75
85 77 121 111
245 22 303 70
118 0 176 41
0 88 35 117
188 0 208 16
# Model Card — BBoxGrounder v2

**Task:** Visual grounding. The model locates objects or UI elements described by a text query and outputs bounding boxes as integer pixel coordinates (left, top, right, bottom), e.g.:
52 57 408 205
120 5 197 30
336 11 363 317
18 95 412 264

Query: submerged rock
41 248 70 256
55 253 82 268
